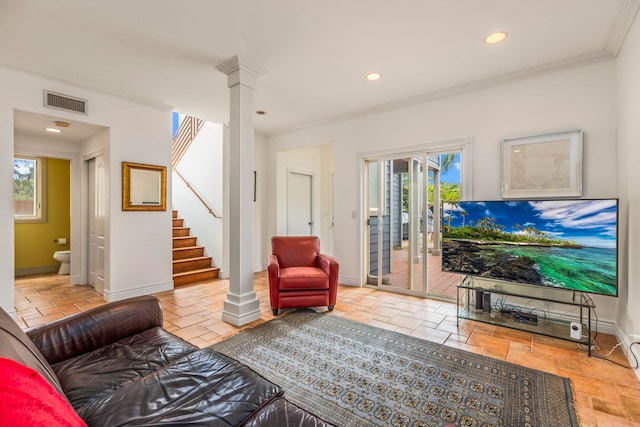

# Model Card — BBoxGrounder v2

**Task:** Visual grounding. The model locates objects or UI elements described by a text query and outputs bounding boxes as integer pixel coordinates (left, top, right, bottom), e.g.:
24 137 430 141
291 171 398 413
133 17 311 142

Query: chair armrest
317 254 339 305
268 254 280 305
268 254 280 276
26 295 163 365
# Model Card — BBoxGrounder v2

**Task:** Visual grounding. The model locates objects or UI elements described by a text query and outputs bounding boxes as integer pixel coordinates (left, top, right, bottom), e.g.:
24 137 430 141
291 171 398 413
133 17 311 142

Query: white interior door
287 171 313 235
88 156 106 293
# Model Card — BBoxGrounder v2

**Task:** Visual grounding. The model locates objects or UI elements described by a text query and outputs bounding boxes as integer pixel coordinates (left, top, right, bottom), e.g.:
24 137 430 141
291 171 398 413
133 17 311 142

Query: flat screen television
441 199 618 297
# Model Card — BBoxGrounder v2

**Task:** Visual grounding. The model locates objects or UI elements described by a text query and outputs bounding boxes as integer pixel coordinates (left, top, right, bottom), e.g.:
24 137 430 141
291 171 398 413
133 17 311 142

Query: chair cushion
52 326 197 410
0 357 86 427
76 348 283 426
279 267 329 290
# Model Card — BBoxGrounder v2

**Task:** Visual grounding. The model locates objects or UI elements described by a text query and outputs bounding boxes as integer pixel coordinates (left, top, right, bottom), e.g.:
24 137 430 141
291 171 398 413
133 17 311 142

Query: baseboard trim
102 281 174 302
615 326 640 381
338 275 360 287
14 265 59 277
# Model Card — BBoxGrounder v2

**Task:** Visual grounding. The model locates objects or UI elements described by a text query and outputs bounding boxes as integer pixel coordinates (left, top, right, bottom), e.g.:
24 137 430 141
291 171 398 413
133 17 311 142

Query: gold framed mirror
122 162 167 211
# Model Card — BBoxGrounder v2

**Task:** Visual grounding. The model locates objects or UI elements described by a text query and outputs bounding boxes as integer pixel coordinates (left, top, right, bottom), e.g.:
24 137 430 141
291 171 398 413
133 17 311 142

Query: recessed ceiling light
484 31 508 45
45 128 62 133
365 72 382 81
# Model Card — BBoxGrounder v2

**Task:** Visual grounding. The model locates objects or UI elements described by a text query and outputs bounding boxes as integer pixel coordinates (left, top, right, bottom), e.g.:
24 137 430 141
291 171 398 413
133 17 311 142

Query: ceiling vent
43 90 88 115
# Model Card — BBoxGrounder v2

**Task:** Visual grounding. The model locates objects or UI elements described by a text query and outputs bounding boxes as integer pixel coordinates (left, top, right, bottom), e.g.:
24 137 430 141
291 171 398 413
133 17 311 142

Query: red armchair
268 236 339 315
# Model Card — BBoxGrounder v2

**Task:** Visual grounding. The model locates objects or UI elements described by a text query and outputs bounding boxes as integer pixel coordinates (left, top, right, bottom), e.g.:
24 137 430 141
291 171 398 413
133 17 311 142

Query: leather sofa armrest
241 397 336 427
26 295 164 365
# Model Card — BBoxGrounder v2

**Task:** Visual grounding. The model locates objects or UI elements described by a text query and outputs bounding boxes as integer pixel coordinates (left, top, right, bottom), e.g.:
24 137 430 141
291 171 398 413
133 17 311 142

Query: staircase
172 210 219 286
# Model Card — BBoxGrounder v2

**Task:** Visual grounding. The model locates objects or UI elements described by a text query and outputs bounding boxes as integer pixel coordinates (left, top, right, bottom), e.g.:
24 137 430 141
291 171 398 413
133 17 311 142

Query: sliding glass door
365 150 462 299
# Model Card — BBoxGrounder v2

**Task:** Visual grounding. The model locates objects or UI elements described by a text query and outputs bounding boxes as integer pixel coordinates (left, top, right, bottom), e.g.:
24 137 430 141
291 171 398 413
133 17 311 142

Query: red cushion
279 266 329 290
271 236 320 268
0 357 86 427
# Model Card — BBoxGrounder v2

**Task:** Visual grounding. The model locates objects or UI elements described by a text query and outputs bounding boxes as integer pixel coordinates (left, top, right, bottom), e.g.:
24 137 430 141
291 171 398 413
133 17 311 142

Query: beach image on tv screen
441 199 618 296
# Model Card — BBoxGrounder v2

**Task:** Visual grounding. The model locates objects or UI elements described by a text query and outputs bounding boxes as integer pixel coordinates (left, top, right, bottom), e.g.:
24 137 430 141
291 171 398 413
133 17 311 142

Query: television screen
441 199 618 296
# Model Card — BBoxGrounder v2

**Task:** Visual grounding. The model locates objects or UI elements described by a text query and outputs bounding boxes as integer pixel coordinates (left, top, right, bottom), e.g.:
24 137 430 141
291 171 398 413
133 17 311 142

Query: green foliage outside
401 153 460 212
14 159 35 201
443 217 580 247
428 181 460 204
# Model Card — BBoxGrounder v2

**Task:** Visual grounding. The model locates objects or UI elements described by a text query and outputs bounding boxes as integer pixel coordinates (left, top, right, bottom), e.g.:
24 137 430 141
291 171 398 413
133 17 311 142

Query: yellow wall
14 158 70 270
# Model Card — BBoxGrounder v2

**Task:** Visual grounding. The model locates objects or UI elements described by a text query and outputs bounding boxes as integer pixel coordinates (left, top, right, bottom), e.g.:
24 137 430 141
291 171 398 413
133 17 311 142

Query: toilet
53 250 71 275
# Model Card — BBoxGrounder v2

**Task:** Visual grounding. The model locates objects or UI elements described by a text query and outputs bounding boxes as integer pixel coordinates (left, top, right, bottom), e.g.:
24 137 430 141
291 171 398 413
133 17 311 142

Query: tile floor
12 273 640 426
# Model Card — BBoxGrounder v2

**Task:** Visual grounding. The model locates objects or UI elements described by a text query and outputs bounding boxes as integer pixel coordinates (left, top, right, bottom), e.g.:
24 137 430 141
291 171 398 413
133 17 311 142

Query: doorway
12 110 108 293
364 149 464 299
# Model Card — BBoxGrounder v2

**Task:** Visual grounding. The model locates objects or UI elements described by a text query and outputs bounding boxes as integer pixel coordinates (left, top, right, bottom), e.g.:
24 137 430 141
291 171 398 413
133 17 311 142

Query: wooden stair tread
171 211 218 286
172 255 211 263
173 267 219 277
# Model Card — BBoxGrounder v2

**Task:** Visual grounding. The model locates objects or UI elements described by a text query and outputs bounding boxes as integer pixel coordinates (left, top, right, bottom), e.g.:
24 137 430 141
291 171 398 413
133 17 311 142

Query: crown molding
0 62 174 112
606 0 640 57
268 50 614 138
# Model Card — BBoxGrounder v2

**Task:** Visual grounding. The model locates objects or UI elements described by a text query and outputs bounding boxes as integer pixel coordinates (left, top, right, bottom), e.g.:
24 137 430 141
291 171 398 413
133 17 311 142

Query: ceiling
1 0 638 140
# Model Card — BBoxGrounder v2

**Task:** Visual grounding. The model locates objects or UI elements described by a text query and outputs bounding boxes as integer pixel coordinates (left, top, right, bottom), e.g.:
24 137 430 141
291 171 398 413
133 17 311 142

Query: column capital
216 55 263 88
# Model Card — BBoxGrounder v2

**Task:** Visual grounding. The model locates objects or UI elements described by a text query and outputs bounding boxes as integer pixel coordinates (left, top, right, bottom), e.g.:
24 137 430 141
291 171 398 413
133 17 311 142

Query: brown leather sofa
0 295 332 426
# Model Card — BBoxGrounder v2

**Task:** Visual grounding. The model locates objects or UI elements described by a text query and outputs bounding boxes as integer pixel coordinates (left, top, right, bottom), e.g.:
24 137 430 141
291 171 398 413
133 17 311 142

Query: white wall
616 13 640 368
0 66 173 312
320 144 335 256
173 121 224 270
267 61 620 324
254 132 268 271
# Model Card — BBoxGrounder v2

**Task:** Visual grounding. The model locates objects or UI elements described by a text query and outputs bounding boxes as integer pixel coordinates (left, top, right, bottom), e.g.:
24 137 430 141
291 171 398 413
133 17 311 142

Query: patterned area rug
212 311 578 427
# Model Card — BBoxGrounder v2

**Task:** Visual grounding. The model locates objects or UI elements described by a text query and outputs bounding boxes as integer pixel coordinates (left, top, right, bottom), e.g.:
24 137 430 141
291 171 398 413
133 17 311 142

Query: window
14 156 46 222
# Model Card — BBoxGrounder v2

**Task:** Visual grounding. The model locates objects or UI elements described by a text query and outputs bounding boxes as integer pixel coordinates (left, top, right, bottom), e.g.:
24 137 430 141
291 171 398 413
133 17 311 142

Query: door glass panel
427 151 462 299
366 150 463 300
366 161 387 286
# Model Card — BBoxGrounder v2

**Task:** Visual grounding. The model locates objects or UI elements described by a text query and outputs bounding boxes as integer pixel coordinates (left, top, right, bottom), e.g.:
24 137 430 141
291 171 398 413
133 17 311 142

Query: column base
221 293 261 326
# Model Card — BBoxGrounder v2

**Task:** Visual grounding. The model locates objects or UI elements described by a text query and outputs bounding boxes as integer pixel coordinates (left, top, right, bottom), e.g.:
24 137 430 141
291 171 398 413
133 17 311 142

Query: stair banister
174 168 221 219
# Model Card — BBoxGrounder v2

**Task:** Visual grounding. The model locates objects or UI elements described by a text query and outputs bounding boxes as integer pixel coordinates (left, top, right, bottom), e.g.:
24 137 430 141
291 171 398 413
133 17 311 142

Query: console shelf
456 276 595 356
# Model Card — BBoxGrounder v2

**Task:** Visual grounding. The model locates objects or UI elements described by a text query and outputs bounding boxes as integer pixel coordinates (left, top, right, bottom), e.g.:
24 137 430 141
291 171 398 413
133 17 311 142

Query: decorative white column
216 56 262 326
